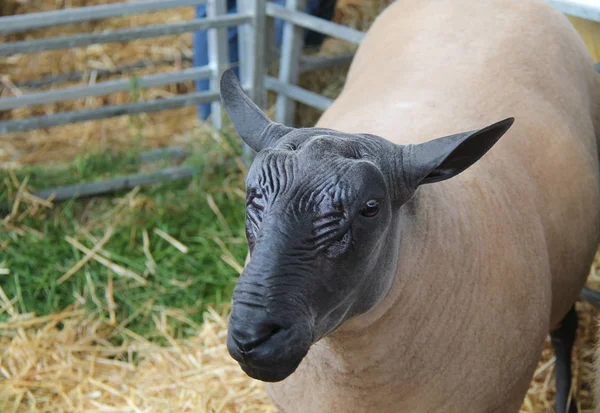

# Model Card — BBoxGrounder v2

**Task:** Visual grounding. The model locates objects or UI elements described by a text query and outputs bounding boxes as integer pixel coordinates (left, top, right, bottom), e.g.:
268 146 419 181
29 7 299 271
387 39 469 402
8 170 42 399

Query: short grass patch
0 129 248 341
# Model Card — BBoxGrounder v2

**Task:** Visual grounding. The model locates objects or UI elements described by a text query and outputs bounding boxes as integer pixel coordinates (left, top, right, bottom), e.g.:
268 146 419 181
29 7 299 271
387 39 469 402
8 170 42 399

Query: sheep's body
264 0 600 412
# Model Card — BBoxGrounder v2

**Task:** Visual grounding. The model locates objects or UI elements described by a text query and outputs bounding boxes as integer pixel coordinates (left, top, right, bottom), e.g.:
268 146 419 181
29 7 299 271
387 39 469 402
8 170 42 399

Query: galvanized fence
0 0 363 136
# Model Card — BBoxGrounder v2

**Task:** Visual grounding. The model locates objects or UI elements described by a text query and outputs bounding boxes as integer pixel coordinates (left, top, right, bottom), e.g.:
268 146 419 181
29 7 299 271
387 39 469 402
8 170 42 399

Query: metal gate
0 0 363 136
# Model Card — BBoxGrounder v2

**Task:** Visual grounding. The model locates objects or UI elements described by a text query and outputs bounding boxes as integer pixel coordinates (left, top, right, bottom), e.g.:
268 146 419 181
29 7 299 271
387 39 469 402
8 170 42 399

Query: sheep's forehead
280 129 372 155
246 145 364 213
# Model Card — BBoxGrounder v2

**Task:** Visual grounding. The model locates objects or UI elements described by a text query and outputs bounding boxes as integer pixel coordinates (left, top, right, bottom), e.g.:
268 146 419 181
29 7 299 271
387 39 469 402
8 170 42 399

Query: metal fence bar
13 56 193 89
207 0 229 130
6 52 352 91
0 0 208 36
0 67 213 111
545 0 600 22
237 0 267 160
299 53 355 73
265 76 333 111
0 90 222 134
238 0 268 108
139 146 189 162
581 286 600 308
0 14 252 56
266 2 364 45
238 1 252 97
275 0 306 126
265 15 279 67
33 166 197 203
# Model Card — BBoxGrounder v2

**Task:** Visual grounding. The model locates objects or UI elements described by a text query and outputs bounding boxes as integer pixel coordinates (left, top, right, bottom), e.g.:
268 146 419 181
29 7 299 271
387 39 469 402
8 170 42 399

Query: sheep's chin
238 360 302 383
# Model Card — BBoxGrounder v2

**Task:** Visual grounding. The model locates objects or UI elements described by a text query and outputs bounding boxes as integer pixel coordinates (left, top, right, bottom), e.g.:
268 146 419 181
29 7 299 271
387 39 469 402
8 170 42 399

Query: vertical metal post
275 0 305 126
207 0 229 130
238 0 267 108
237 0 267 161
265 15 278 68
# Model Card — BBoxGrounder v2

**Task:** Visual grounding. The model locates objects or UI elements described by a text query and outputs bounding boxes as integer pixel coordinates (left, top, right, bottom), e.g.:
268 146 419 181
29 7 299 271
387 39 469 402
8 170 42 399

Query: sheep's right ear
220 69 292 152
400 117 514 189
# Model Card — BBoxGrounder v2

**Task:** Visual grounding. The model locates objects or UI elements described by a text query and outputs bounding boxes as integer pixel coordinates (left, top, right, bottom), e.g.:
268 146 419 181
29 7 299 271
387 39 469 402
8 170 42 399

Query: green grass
0 129 249 341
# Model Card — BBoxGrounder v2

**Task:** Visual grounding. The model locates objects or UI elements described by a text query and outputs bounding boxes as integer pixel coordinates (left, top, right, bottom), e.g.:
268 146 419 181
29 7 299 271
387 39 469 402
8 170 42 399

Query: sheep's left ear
399 117 514 189
220 69 292 152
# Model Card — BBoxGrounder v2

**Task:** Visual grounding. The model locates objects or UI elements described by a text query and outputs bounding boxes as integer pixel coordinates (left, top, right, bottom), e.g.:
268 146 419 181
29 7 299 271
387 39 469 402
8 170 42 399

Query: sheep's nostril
232 322 282 353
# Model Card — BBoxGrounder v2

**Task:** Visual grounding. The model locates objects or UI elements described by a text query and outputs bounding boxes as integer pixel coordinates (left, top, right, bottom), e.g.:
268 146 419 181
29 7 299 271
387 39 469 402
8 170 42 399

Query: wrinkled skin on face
219 69 514 382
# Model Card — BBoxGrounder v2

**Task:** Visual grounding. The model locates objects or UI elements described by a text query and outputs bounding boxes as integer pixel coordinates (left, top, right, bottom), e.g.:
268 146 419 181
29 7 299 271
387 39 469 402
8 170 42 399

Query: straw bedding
0 305 277 413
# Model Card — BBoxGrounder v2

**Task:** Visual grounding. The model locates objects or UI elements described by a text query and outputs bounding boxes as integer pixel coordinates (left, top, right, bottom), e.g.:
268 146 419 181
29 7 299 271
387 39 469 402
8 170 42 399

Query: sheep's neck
318 187 440 374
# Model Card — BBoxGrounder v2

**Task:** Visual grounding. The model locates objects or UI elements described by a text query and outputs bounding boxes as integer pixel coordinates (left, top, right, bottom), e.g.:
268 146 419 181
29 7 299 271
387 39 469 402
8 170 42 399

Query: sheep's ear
220 69 292 152
401 117 514 188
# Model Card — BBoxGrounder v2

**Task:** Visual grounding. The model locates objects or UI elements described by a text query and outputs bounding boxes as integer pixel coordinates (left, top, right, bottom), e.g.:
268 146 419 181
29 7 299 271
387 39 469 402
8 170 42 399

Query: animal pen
3 0 600 411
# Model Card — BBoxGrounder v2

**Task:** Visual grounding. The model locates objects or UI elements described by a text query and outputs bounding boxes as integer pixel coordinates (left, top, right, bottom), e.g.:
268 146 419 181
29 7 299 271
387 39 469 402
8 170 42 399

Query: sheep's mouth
226 321 313 383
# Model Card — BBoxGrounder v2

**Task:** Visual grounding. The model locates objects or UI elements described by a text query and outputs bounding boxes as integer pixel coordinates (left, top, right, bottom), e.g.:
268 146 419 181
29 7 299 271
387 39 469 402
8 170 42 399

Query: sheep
219 0 600 412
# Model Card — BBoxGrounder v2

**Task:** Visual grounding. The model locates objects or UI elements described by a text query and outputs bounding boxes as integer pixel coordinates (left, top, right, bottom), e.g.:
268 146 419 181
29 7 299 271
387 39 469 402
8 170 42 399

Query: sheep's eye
360 199 379 217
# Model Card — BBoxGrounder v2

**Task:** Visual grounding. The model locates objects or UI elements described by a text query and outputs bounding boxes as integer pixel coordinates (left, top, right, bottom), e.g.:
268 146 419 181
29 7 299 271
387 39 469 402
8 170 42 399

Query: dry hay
1 265 600 412
567 15 600 62
0 305 277 413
